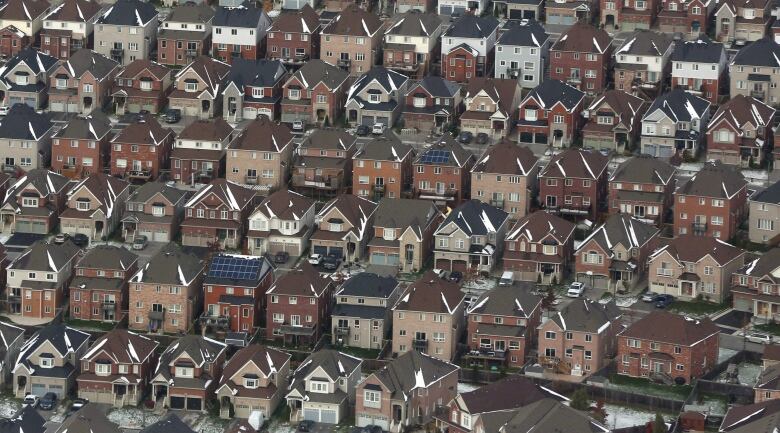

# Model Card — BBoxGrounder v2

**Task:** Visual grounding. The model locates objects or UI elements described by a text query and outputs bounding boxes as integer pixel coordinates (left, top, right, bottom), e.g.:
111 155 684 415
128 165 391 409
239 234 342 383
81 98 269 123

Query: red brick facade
441 46 481 83
0 26 28 58
213 43 260 64
110 120 174 181
40 30 75 60
158 36 209 67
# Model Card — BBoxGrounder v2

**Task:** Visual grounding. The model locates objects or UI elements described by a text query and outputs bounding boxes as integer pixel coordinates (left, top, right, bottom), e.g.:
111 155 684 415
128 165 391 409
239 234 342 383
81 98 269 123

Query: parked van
499 271 514 286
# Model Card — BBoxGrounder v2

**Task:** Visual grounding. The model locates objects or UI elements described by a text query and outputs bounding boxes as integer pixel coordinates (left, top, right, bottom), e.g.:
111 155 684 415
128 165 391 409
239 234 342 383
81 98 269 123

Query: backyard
668 300 728 316
755 322 780 336
607 374 693 401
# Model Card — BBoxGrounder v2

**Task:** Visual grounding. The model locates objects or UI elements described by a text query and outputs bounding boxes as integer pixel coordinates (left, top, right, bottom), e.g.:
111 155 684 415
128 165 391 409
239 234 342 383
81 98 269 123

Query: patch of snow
718 348 739 364
457 382 479 393
603 404 658 430
107 408 161 430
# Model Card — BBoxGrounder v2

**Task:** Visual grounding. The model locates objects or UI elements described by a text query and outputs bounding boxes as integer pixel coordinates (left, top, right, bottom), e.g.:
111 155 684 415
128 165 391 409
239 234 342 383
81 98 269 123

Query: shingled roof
267 4 319 33
502 399 608 433
131 243 204 285
15 324 90 372
97 0 157 26
117 59 171 80
506 210 575 244
522 79 584 112
64 173 129 220
267 262 330 297
346 66 408 106
184 179 255 211
732 38 780 67
414 134 474 168
372 198 439 236
677 161 747 199
670 36 725 64
287 349 361 395
394 271 464 315
224 58 287 91
649 235 744 266
251 189 313 222
153 335 226 384
384 10 443 37
229 116 293 152
619 311 719 346
609 155 676 185
444 15 499 39
175 56 231 98
467 285 541 318
54 112 112 140
371 350 458 399
112 116 173 146
497 19 548 47
213 3 269 28
472 139 538 176
336 272 399 298
577 213 659 254
218 344 290 390
287 59 348 91
82 329 158 364
550 299 621 333
736 248 780 283
10 240 81 272
720 399 780 432
708 94 775 132
0 0 50 24
458 376 567 414
354 134 414 161
1 169 69 211
436 199 508 237
45 0 102 22
317 194 378 241
321 4 382 37
552 22 611 54
540 148 608 179
178 118 234 142
643 88 710 123
75 244 137 271
615 29 673 57
55 403 121 433
0 48 58 86
0 103 53 140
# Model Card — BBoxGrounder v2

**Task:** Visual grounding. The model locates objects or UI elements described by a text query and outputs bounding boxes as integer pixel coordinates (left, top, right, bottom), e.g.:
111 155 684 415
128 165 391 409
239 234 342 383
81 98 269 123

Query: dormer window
15 72 28 86
175 365 194 378
56 76 67 89
597 116 613 125
252 88 264 98
39 354 54 369
184 79 198 92
383 228 395 240
289 89 301 100
331 223 342 232
22 197 38 207
743 8 754 18
244 378 259 389
140 78 152 91
369 94 380 103
153 205 165 217
95 361 111 376
76 198 90 211
309 381 328 393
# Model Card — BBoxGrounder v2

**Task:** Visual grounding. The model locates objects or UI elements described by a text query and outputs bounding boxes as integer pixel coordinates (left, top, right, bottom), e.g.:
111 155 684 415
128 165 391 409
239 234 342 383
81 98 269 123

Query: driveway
87 240 168 267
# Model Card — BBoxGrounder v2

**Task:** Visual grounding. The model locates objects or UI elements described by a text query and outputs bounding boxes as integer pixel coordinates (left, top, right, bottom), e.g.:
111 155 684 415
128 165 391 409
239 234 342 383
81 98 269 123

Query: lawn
668 299 727 316
336 346 381 360
65 318 116 331
607 374 693 401
755 322 780 336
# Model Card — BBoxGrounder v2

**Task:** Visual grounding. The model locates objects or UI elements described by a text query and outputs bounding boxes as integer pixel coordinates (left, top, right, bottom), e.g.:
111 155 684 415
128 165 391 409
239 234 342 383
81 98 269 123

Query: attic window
15 71 29 86
184 79 198 92
244 377 259 389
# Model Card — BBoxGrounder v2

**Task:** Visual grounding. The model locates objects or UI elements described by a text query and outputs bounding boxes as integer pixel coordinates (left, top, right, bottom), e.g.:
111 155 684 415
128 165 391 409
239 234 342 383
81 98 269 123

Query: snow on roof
557 311 566 330
480 210 496 233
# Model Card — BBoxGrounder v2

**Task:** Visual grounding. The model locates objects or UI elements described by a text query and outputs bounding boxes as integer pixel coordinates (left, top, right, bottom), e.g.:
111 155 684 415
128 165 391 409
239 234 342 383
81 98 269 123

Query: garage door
509 9 524 19
67 103 78 113
142 104 156 112
371 252 386 265
31 384 46 396
659 145 674 158
361 116 374 126
184 105 198 117
153 230 168 242
436 259 449 270
243 107 257 120
170 396 185 409
374 116 389 126
452 260 468 273
257 109 272 119
320 409 337 424
439 5 452 14
128 104 141 113
357 414 388 430
329 247 343 258
48 385 64 398
592 276 608 290
186 397 202 411
50 102 64 112
313 245 327 255
387 254 399 266
139 229 154 240
8 97 22 106
303 408 319 421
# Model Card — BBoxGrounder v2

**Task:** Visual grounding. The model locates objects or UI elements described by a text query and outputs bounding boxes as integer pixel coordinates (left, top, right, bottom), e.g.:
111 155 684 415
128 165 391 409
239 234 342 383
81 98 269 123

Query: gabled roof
522 79 584 112
45 0 102 23
128 182 188 204
229 116 293 152
288 349 361 390
300 128 356 150
178 118 234 142
267 4 319 33
54 403 121 433
353 134 414 161
670 36 724 63
619 311 719 346
394 271 465 315
720 399 780 432
644 88 709 123
0 48 58 83
0 405 45 433
436 200 508 237
752 180 780 205
506 211 575 244
97 0 157 26
540 148 608 179
576 214 659 254
677 160 747 199
0 103 53 140
54 112 113 140
176 56 231 98
497 19 548 47
414 134 474 168
1 169 69 209
224 58 287 90
371 350 458 399
184 178 255 210
465 77 519 116
139 413 195 433
346 66 408 106
164 2 214 24
609 155 675 185
467 285 541 318
443 15 499 39
458 376 567 415
587 89 646 132
551 22 611 54
0 322 24 353
154 335 226 383
409 76 460 98
0 0 50 23
708 94 775 133
649 235 744 266
66 173 129 219
372 198 439 237
472 139 537 176
267 262 330 297
501 399 608 433
384 10 443 37
549 299 621 333
317 194 378 241
717 0 771 15
251 189 314 221
203 253 273 286
60 49 119 80
82 329 158 364
732 38 780 67
287 59 348 91
219 344 290 387
131 243 204 285
10 240 81 272
112 116 173 146
615 29 674 57
213 3 268 28
337 272 399 298
117 59 170 80
321 5 382 37
16 324 90 372
76 244 137 271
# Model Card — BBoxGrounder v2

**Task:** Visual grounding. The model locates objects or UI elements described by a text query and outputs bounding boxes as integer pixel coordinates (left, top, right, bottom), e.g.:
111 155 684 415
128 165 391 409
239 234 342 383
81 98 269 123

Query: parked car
499 271 514 286
457 131 473 144
641 291 658 302
475 132 489 144
448 271 463 283
292 120 304 132
654 294 675 308
163 108 181 124
23 394 39 408
132 235 148 250
372 123 386 135
308 254 323 265
298 420 315 432
323 255 340 271
69 398 88 412
72 233 89 248
356 124 370 136
39 392 57 410
745 332 773 344
567 282 586 298
0 106 9 116
53 233 70 244
274 251 290 264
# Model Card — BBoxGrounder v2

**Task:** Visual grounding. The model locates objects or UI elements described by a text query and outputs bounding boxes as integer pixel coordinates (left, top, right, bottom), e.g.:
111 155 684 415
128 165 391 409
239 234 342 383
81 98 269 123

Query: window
545 331 556 340
245 378 259 388
310 381 328 393
364 390 380 407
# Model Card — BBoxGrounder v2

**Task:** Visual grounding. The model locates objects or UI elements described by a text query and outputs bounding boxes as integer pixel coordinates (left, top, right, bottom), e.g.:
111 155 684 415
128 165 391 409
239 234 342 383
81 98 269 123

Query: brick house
150 335 226 412
440 16 499 83
279 59 349 127
247 189 316 257
732 248 780 322
0 0 49 53
640 89 711 159
265 5 320 70
69 245 138 323
600 0 660 31
670 37 727 104
516 79 585 148
0 104 55 169
756 346 780 402
216 345 291 419
575 214 660 291
225 116 295 190
674 161 748 240
460 78 521 140
110 116 174 182
648 235 745 303
367 199 442 273
157 3 214 67
77 329 159 406
50 112 114 178
0 26 29 58
608 155 676 225
465 285 542 368
59 173 130 241
582 89 647 152
730 39 780 105
48 48 120 114
392 271 464 361
291 129 357 196
94 0 159 65
538 148 609 220
39 0 102 60
6 240 82 318
319 5 383 76
310 194 378 262
382 11 444 79
266 262 334 346
471 139 539 219
503 211 576 284
657 0 712 35
167 56 231 119
413 135 476 207
714 0 771 43
128 243 205 334
613 30 674 95
616 311 719 384
549 23 612 94
706 95 775 167
0 169 70 235
355 350 459 431
111 59 173 115
222 59 287 123
201 254 274 334
332 273 403 349
211 4 271 65
345 67 409 128
120 182 189 242
352 135 415 201
171 118 234 184
401 76 461 133
181 179 257 249
0 48 58 110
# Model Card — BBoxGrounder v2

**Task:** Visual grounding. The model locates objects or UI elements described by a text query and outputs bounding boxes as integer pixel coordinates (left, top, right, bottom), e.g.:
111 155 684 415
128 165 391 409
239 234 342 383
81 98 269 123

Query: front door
291 315 301 327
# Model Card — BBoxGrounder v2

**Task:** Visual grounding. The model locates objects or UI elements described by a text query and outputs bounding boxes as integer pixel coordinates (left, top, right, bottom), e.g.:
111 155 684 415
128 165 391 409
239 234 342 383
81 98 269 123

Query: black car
164 108 181 124
457 131 473 144
655 294 675 309
475 132 489 144
323 255 340 271
39 392 57 410
274 251 290 264
298 420 314 432
448 271 463 283
361 425 383 433
356 124 370 136
72 233 89 248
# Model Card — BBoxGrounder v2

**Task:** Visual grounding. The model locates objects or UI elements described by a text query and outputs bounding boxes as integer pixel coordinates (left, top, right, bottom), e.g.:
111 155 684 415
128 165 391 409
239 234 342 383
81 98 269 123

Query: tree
653 412 667 433
570 388 590 411
591 399 607 423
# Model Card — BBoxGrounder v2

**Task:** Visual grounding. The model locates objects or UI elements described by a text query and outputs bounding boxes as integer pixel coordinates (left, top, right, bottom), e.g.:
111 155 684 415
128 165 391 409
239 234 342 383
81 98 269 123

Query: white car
567 282 586 298
0 106 9 116
24 394 39 407
371 123 386 135
308 254 323 265
292 120 304 131
745 332 773 344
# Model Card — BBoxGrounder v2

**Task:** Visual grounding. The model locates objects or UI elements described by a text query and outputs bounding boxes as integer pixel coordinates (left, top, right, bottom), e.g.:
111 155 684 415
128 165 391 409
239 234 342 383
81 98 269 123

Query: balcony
692 222 707 235
751 90 766 100
292 175 339 190
279 323 317 336
102 302 116 311
245 175 258 185
490 199 504 208
385 61 420 72
464 348 507 361
199 313 230 328
337 58 351 68
416 187 457 199
412 339 428 351
335 326 350 336
7 295 20 303
567 76 581 85
186 49 198 57
373 184 385 192
282 53 309 65
110 48 124 59
148 309 165 321
128 170 152 180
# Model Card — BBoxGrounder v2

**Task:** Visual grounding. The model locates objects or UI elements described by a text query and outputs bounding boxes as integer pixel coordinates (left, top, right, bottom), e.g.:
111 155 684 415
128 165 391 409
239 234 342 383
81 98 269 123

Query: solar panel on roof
207 255 262 281
420 149 450 164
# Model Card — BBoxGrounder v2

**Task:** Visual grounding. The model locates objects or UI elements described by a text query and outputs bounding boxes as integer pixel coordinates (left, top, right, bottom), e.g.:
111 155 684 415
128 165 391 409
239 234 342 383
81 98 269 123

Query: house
266 262 333 346
352 135 415 200
600 0 660 31
748 181 780 244
470 139 539 219
201 253 274 334
460 78 521 140
413 135 476 207
657 0 713 35
319 5 383 76
549 23 612 94
12 324 90 398
0 104 55 169
94 0 159 65
109 116 174 181
215 345 291 419
494 20 550 89
516 79 585 148
433 200 509 274
670 37 727 104
59 173 130 241
538 300 622 377
538 148 609 220
613 30 675 95
0 48 58 110
6 240 81 318
401 76 461 133
673 161 748 240
40 0 102 60
69 245 137 323
582 89 647 152
225 116 294 189
279 59 350 127
440 15 499 83
574 214 660 291
608 155 676 225
180 179 257 249
640 89 711 158
0 26 29 59
310 195 378 262
76 329 159 406
211 4 271 65
367 199 442 272
291 129 357 196
382 11 444 79
167 56 231 119
545 0 593 26
465 285 542 368
345 67 409 128
706 94 775 167
503 211 576 284
111 59 173 115
616 311 719 383
54 403 121 433
396 0 433 12
492 0 545 20
0 0 50 53
285 349 362 424
756 345 780 402
50 112 114 178
648 235 745 303
138 414 197 433
332 272 403 349
719 400 780 432
128 243 205 334
157 3 214 67
170 118 234 184
246 189 316 257
0 322 26 387
222 59 287 122
438 0 489 15
714 0 771 43
265 5 321 69
150 335 227 412
48 48 120 114
355 350 459 431
120 182 189 242
0 169 69 235
730 39 780 105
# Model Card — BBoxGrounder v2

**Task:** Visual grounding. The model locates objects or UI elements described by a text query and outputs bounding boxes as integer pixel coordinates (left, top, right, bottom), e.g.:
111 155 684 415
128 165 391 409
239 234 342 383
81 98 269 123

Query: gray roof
347 67 408 104
0 405 45 433
301 129 356 150
437 199 508 237
523 79 584 112
10 241 81 272
129 182 189 205
384 10 443 37
289 59 348 91
411 76 460 98
643 88 709 123
18 324 90 370
354 134 413 162
332 304 387 319
615 29 673 56
63 49 119 80
165 3 214 23
131 243 204 285
1 169 70 210
55 404 121 433
502 399 608 433
670 36 724 63
721 400 780 432
372 198 439 239
678 161 747 199
467 285 542 318
550 299 621 333
214 4 266 28
291 349 361 383
54 112 112 140
444 15 499 38
97 0 158 26
732 38 780 67
497 19 548 47
0 104 53 140
0 48 58 83
76 245 138 271
414 134 474 168
577 213 659 253
337 272 399 299
609 154 675 185
752 180 780 204
154 335 226 383
0 322 24 352
372 350 458 398
139 414 194 433
224 58 286 90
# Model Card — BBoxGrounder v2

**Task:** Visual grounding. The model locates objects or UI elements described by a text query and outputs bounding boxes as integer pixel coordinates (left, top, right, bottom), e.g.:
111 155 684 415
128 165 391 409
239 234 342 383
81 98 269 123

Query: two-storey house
730 39 780 105
345 67 409 128
181 179 256 249
582 89 647 152
600 0 660 31
216 345 291 419
291 129 357 196
732 248 780 322
110 116 174 181
608 155 676 225
352 135 415 200
168 55 230 119
0 104 55 169
59 173 130 241
549 23 612 94
413 135 475 207
120 182 189 242
613 30 674 94
460 78 521 140
657 0 712 35
40 0 101 60
94 0 159 65
310 194 378 262
279 59 349 127
0 0 50 56
715 0 771 43
332 272 403 349
706 94 775 167
0 169 69 235
247 189 316 257
503 211 576 284
670 37 727 104
212 4 271 65
748 181 780 245
111 59 173 115
319 5 382 76
48 48 120 114
265 5 320 69
538 148 609 220
545 0 594 26
50 113 114 178
367 199 442 272
225 116 294 189
69 245 137 323
382 11 444 79
0 25 29 59
516 79 585 148
222 59 287 122
157 3 214 67
640 88 710 158
440 15 499 83
171 118 234 184
0 48 58 110
0 321 25 388
470 139 539 219
401 76 461 133
438 0 489 15
494 19 549 89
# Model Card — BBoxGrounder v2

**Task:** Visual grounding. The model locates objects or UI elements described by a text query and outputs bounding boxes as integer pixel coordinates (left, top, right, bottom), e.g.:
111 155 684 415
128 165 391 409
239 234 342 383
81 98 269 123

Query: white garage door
304 408 337 424
184 105 198 116
357 414 388 430
138 229 154 240
153 230 168 242
67 103 78 113
242 107 257 120
257 108 272 119
31 384 46 396
303 408 319 421
50 102 64 112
